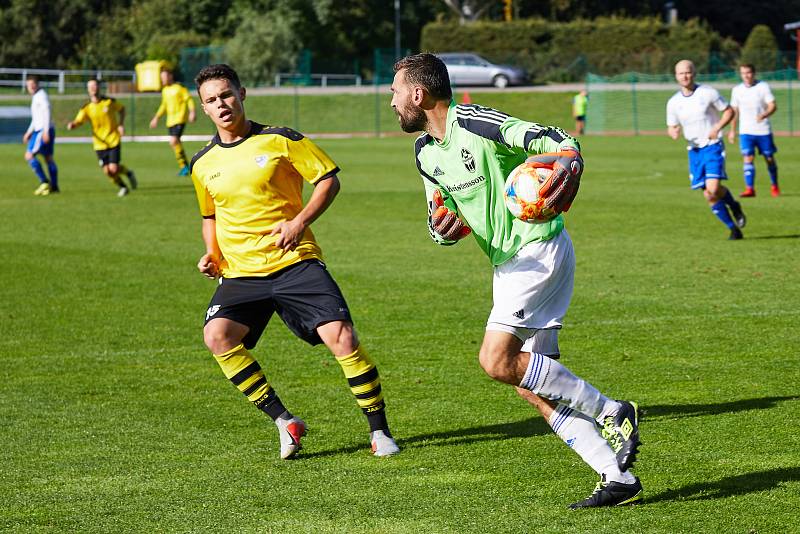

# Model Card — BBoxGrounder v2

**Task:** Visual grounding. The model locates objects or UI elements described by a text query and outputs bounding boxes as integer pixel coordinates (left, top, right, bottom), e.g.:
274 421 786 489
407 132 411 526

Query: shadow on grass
642 395 799 421
747 234 800 240
646 466 800 503
301 416 551 460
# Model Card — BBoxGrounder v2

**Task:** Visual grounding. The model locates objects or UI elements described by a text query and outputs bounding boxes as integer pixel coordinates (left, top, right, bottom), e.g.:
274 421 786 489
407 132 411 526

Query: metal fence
0 67 136 94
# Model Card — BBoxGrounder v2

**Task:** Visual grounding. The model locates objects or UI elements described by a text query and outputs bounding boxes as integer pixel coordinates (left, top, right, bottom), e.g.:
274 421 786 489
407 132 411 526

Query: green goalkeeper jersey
415 101 580 265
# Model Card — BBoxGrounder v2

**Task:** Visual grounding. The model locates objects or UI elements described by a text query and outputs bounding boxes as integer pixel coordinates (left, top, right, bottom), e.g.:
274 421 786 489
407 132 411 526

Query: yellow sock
335 345 385 415
213 344 287 419
173 142 188 168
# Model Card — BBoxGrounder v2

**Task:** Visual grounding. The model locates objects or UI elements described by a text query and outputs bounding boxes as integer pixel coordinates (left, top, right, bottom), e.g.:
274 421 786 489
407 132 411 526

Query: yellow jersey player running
190 64 399 459
149 69 196 176
67 78 137 197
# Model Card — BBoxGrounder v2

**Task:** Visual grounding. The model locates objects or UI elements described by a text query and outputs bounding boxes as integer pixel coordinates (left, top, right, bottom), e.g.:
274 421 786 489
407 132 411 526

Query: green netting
179 46 226 88
585 68 799 135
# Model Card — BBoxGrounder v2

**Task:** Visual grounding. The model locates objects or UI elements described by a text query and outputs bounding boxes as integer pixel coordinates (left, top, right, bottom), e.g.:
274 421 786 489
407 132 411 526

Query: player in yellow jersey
67 79 137 197
149 69 196 176
190 64 399 459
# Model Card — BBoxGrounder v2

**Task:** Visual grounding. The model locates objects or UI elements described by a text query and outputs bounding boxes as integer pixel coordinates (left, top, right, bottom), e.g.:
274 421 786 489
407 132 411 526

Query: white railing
274 73 362 87
0 67 136 94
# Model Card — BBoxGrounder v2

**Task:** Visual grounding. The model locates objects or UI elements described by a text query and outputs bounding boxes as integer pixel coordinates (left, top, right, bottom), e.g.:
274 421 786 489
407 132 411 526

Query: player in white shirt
23 75 59 195
727 64 779 197
666 60 747 240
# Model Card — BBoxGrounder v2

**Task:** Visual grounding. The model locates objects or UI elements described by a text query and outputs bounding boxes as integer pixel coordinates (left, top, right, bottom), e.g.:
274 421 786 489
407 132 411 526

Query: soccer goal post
585 69 800 136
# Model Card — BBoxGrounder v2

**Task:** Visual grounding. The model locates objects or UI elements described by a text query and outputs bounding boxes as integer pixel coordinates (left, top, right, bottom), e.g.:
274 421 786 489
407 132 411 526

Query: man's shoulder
252 123 305 142
697 84 722 98
190 138 219 172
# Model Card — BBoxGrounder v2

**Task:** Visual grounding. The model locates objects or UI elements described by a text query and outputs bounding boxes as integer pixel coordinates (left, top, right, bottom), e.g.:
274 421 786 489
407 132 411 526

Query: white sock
520 352 620 419
548 404 636 484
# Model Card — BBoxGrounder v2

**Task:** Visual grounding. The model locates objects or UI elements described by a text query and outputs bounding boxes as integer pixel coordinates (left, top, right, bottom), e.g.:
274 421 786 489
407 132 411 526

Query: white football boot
275 416 307 459
370 430 400 457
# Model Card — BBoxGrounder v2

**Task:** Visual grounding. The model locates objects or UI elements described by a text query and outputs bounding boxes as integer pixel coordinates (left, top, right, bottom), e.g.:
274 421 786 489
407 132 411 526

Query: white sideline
56 132 403 143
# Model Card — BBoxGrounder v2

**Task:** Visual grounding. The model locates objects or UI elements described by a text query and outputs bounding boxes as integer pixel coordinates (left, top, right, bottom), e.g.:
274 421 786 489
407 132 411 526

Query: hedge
420 16 740 82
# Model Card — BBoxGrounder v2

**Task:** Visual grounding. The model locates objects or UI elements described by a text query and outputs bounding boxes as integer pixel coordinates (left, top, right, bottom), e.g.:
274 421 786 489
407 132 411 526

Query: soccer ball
503 162 558 223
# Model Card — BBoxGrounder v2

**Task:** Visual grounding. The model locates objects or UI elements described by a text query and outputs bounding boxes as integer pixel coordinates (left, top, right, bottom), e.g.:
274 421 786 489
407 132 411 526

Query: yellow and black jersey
190 121 340 278
72 96 124 150
156 83 195 127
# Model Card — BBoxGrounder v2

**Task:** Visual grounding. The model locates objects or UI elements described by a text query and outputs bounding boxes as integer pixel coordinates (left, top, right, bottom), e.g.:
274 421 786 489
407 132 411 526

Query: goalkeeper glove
525 150 583 213
430 189 471 242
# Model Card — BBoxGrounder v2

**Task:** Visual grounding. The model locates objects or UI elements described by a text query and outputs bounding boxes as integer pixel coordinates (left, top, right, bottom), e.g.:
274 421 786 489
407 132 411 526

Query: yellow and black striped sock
173 143 188 168
108 172 124 187
213 344 288 420
335 345 388 432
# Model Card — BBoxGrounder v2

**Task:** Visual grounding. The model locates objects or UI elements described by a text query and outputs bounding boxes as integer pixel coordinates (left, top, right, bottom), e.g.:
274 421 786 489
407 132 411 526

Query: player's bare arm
270 175 341 251
727 106 739 143
198 217 222 278
709 106 733 139
758 101 777 122
117 108 126 136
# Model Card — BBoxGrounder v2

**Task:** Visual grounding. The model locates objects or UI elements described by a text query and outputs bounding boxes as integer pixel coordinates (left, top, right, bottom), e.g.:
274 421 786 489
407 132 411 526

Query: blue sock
47 160 59 190
711 201 735 229
743 162 755 188
721 189 739 210
29 159 48 184
767 163 778 186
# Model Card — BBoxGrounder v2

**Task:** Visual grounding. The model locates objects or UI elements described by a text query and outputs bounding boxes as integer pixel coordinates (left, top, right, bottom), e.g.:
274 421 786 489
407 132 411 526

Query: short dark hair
26 74 39 83
740 63 756 73
195 64 241 92
393 53 452 101
87 78 100 84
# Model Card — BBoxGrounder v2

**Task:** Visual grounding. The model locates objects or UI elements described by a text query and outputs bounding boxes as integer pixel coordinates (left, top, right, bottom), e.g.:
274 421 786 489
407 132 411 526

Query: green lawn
1 134 798 532
1 89 575 139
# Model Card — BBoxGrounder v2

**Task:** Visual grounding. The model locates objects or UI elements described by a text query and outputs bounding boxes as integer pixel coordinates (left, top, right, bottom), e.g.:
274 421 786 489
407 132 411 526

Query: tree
740 24 780 72
225 5 303 85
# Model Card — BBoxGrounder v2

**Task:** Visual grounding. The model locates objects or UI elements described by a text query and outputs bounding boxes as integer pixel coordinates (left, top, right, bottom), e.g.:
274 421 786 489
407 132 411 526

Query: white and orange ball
503 162 558 223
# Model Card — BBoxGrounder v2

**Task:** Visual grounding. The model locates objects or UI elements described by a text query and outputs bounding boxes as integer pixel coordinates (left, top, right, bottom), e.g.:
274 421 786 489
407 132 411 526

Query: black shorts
168 124 185 138
204 259 353 349
96 146 121 166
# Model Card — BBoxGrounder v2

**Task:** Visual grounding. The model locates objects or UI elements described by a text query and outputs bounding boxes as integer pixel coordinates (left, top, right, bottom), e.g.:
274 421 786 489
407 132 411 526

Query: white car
437 53 527 88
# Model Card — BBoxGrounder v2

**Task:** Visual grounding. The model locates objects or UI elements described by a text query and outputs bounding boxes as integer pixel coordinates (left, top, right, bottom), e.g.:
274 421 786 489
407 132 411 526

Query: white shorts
486 229 575 354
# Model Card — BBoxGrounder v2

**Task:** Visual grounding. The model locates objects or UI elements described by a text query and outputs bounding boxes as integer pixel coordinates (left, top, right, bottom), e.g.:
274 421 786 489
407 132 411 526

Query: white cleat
371 430 400 457
117 186 129 197
275 416 306 459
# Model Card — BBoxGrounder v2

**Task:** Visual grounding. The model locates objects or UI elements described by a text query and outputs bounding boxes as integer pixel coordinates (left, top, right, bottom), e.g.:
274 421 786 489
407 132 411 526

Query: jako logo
254 155 268 168
206 305 221 320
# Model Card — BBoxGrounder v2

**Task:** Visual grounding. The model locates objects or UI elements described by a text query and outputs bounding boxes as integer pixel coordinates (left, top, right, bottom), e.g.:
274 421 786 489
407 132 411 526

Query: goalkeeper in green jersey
391 53 643 509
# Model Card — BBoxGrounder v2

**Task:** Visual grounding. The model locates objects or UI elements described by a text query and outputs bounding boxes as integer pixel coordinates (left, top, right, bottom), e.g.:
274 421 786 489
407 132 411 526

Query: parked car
437 53 527 88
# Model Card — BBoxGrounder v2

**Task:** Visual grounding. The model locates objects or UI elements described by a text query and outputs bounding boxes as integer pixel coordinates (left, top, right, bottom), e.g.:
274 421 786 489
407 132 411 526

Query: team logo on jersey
512 309 524 319
254 155 268 168
206 305 220 320
461 148 476 173
433 166 445 176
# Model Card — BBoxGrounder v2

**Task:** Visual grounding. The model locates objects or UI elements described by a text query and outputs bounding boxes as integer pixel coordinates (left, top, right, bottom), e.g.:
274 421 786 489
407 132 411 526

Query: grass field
0 90 575 139
1 132 799 532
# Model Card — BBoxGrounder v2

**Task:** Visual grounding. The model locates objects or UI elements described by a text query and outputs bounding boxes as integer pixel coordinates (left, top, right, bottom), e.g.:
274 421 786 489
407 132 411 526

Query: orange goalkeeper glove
525 150 583 214
430 189 471 241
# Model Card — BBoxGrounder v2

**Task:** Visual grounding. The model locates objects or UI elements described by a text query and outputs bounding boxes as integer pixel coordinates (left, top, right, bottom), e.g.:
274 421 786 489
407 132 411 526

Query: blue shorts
688 143 727 190
27 128 55 157
739 133 777 157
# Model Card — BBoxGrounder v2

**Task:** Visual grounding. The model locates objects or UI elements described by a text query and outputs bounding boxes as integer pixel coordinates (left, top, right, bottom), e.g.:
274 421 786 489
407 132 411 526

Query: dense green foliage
740 25 781 72
1 0 797 79
2 134 799 531
421 17 740 81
